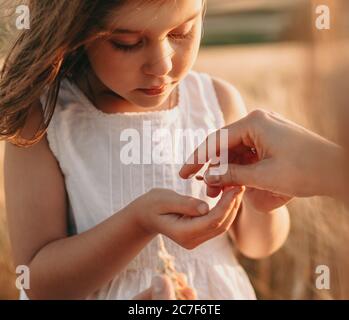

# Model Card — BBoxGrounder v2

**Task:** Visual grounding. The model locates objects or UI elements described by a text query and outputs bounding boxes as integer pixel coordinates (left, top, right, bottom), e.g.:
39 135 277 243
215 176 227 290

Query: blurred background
1 0 349 299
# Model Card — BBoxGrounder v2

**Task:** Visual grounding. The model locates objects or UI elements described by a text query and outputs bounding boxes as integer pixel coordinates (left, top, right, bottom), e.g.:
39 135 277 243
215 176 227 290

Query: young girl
1 0 290 300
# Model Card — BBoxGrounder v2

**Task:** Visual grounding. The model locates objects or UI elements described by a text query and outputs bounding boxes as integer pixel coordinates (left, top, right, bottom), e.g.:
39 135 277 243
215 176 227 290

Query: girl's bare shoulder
211 76 247 125
20 100 45 142
5 99 56 166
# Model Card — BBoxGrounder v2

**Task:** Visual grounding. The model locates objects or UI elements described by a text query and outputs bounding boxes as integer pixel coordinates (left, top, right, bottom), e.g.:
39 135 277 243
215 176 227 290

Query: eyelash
111 41 143 52
110 28 195 53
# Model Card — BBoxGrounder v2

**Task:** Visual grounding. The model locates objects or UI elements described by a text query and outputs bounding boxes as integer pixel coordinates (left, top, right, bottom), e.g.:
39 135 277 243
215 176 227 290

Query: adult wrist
320 143 347 199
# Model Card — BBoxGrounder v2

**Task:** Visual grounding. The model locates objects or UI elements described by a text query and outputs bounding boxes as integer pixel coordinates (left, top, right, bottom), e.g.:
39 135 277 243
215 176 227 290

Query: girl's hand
131 187 244 250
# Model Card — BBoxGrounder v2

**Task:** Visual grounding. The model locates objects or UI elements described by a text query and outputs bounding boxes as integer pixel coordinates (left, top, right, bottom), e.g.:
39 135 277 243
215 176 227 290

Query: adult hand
179 109 346 198
132 275 176 300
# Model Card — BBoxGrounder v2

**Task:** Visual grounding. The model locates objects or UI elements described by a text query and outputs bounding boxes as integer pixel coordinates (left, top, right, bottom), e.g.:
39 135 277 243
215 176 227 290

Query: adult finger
203 161 271 189
132 275 176 300
206 185 222 198
206 163 223 198
179 117 249 179
151 275 176 300
176 273 197 300
132 288 152 300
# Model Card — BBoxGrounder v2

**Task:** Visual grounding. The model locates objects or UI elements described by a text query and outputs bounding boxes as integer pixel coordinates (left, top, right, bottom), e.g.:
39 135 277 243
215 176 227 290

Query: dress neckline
62 77 184 122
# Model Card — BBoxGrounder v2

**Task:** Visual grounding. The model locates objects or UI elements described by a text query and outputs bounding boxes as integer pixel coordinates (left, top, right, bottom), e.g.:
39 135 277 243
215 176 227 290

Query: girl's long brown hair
0 0 129 147
0 0 207 148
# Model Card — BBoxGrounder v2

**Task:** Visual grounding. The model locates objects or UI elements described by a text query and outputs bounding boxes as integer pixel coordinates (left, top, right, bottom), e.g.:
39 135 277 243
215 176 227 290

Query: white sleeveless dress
20 71 256 300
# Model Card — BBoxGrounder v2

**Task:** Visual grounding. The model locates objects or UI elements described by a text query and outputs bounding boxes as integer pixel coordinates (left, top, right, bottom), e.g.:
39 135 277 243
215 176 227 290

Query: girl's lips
138 85 168 96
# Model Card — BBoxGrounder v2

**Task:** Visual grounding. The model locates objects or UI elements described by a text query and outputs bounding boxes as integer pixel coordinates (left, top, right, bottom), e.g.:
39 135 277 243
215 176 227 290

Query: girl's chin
131 93 171 109
135 102 168 111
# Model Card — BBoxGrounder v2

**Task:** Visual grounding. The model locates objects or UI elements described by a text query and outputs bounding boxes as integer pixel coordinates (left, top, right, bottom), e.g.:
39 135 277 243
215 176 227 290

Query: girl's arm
4 103 155 300
230 192 290 259
213 78 290 259
230 197 290 259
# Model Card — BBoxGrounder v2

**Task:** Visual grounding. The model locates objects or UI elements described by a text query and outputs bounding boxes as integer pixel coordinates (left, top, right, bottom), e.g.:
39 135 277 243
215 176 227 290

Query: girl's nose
142 39 174 77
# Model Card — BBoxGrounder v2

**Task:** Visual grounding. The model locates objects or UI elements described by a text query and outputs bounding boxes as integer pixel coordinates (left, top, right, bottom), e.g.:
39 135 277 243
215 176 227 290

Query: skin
5 0 289 300
77 0 203 113
133 275 177 300
179 109 348 200
209 79 290 259
133 274 196 300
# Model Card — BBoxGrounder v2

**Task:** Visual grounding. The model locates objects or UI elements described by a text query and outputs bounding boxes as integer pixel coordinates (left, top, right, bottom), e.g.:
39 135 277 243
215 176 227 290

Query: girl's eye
169 28 195 41
109 26 195 52
110 40 143 52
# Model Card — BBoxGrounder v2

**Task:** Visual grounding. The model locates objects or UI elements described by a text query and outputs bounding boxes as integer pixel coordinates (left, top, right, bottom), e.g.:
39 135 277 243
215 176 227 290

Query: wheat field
1 40 349 299
194 43 349 300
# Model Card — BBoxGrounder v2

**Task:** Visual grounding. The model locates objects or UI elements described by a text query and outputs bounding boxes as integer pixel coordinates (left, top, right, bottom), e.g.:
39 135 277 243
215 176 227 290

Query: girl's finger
160 190 210 217
193 197 238 245
191 187 243 233
191 188 244 245
214 188 244 231
159 188 243 251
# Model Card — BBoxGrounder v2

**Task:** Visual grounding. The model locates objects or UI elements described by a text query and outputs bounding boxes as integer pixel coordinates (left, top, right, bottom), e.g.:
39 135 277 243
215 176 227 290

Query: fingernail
152 276 165 295
188 173 195 179
204 170 221 186
195 175 204 181
197 202 209 215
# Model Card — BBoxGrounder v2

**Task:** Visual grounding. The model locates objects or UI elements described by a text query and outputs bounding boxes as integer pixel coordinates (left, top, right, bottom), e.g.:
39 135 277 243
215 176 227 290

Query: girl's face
85 0 204 109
